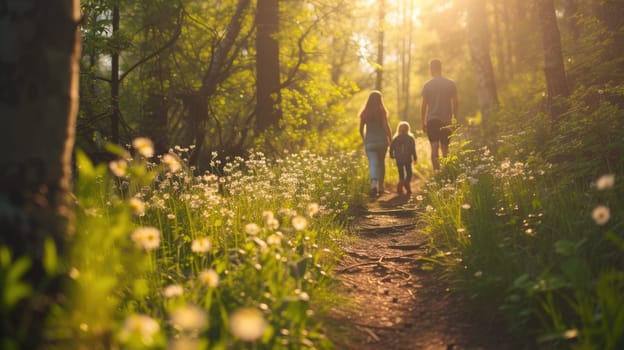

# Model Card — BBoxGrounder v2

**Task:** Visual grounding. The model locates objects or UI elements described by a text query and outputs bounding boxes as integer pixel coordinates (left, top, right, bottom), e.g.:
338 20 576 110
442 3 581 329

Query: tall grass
43 144 368 349
421 88 624 349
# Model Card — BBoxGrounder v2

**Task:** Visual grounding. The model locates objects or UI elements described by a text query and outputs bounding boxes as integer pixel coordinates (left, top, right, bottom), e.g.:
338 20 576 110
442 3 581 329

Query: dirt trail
327 179 519 350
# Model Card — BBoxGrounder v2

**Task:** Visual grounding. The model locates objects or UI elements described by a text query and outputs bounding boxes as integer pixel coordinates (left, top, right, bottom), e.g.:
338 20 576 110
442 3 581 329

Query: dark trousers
396 161 412 183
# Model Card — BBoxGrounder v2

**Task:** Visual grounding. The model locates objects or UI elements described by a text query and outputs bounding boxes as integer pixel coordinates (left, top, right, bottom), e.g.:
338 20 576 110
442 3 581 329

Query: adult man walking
420 59 458 171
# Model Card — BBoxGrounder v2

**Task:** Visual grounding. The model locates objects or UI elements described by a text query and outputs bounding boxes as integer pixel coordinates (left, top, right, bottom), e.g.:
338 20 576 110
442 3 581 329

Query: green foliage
422 84 624 348
43 143 367 348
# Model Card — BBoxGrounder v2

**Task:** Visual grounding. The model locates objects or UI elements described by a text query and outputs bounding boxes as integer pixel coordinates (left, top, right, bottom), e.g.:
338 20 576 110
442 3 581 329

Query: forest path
327 179 518 350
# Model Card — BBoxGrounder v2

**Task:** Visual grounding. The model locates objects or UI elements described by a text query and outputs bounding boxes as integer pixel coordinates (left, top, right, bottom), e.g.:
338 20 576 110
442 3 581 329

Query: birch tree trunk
0 0 80 347
466 0 499 132
535 0 570 124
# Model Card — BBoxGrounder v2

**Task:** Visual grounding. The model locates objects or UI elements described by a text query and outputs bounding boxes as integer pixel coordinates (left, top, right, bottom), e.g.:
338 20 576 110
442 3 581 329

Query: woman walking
359 90 392 197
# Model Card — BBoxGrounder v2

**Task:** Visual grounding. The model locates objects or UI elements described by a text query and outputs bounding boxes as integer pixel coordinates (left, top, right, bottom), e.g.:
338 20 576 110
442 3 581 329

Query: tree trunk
330 37 349 84
492 1 507 81
466 0 499 132
255 0 282 131
535 0 569 124
181 0 250 166
375 0 385 91
0 0 80 347
396 0 413 121
111 4 120 144
502 2 514 77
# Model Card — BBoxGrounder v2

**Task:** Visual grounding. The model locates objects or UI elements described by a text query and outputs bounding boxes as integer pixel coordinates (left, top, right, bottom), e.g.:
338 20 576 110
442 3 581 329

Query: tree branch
119 5 184 83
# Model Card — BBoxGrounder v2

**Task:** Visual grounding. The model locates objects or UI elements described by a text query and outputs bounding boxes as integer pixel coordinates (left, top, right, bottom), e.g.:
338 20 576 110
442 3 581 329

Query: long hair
393 121 413 138
359 90 388 124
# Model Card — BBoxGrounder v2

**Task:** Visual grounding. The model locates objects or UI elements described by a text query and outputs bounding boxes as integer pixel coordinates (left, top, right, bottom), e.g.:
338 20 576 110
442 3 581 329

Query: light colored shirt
421 76 457 124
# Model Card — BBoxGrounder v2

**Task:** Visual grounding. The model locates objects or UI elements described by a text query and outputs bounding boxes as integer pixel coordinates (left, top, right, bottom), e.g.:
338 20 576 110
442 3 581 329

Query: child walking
389 121 417 195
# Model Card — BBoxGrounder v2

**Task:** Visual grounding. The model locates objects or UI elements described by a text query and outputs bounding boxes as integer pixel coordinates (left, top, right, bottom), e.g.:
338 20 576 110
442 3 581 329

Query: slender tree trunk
493 1 507 81
535 0 569 124
255 0 282 131
375 0 385 91
396 0 413 121
0 0 80 347
330 37 349 84
183 0 250 166
111 4 120 144
502 2 514 77
466 0 499 133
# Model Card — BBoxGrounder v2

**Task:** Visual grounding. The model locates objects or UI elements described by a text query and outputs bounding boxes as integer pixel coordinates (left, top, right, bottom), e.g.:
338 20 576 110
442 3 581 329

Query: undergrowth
23 146 369 349
422 84 624 349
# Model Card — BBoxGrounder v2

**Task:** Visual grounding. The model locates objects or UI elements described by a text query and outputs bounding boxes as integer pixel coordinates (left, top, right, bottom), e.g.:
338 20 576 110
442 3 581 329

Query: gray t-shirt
421 76 457 124
364 119 388 150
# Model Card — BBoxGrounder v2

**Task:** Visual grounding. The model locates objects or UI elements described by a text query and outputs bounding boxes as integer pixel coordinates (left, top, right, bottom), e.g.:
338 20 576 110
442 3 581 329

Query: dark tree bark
535 0 570 123
466 0 499 130
0 0 80 347
111 3 120 144
375 0 385 91
255 0 282 131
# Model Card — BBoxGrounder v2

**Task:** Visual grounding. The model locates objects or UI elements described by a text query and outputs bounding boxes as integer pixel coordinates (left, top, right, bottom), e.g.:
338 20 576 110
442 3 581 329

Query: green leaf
75 149 95 178
606 231 624 251
0 246 11 268
43 238 58 275
6 257 31 284
104 143 129 158
554 240 576 256
4 283 32 309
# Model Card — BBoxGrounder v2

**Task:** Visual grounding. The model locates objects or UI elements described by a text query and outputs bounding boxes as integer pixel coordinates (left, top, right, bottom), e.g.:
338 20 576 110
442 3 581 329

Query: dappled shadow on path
326 179 522 350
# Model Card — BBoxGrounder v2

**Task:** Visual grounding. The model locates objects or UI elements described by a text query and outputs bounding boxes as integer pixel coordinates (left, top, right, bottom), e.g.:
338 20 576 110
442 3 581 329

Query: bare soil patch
327 179 522 350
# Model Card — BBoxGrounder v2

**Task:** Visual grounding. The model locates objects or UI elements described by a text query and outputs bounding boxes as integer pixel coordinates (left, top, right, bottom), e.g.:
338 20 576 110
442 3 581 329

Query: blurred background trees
76 0 624 165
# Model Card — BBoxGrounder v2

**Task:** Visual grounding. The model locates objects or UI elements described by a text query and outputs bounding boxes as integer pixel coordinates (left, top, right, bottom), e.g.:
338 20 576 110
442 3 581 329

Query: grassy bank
32 146 369 349
422 86 624 349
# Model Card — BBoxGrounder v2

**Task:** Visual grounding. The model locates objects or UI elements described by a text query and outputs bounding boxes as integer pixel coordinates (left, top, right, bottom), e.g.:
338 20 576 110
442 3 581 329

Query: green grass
36 146 369 349
421 91 624 349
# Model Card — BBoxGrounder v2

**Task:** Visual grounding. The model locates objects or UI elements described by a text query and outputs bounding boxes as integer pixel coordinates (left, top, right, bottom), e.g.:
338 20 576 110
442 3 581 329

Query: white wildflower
592 205 611 226
119 314 160 345
267 233 282 245
129 197 146 216
132 137 154 158
266 217 279 230
191 237 211 253
162 153 182 172
307 203 320 217
292 216 308 231
199 269 219 288
245 223 261 235
229 308 268 342
109 159 128 177
170 305 208 331
596 174 615 191
163 284 184 298
131 227 161 251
